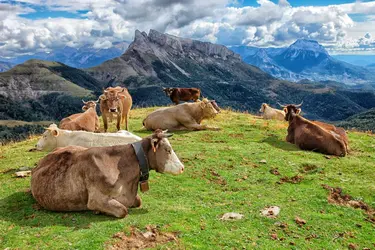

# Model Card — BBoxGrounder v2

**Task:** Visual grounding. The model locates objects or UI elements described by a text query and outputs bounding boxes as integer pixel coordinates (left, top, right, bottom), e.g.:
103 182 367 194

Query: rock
142 231 155 239
259 159 267 164
15 170 31 178
295 216 306 226
260 206 280 218
18 166 31 171
220 212 244 221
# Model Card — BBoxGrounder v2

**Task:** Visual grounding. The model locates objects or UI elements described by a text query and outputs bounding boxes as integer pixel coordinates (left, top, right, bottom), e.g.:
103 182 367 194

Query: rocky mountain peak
289 39 328 55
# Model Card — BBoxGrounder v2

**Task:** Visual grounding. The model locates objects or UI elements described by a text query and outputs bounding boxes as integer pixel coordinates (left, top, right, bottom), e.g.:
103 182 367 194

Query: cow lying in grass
282 103 347 156
31 129 184 218
60 100 99 132
36 124 141 151
259 103 285 121
143 98 220 131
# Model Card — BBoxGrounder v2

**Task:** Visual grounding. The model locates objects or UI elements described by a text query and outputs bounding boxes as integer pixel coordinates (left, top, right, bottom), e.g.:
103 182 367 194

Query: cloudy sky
1 0 375 57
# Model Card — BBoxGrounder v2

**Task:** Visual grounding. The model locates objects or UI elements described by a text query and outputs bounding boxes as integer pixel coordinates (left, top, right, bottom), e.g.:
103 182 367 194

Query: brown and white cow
59 100 99 132
282 103 347 156
143 98 220 131
163 87 201 105
100 87 132 132
259 103 285 121
31 130 184 218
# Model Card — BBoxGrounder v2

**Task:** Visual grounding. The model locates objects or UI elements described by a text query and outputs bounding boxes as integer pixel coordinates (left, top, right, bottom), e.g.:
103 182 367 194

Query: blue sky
1 0 375 57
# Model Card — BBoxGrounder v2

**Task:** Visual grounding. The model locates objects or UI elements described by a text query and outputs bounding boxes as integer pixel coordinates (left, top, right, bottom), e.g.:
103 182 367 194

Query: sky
1 0 375 57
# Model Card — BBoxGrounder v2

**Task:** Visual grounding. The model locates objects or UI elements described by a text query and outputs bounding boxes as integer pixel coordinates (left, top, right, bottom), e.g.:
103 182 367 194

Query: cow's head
210 100 221 113
259 103 268 113
147 129 184 175
82 99 98 111
36 124 60 151
100 88 126 113
200 98 219 119
162 87 174 97
279 102 303 121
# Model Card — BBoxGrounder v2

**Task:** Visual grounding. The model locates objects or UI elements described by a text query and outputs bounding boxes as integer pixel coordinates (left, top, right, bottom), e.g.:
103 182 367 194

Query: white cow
259 103 285 121
36 124 142 151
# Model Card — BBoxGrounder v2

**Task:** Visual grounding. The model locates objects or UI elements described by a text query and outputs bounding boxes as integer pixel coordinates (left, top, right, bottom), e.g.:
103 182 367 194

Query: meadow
0 107 375 249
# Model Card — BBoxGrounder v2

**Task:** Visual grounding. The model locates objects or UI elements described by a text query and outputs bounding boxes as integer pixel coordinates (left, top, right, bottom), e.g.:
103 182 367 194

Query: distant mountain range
2 30 375 130
0 41 129 71
230 40 374 85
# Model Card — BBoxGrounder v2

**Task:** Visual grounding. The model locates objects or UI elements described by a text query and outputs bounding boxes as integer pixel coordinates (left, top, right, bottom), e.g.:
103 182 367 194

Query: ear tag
140 181 149 192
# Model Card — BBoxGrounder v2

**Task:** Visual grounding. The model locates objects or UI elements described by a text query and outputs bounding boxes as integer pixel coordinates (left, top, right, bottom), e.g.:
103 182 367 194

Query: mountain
0 41 129 70
87 30 375 122
231 39 374 85
0 60 102 121
0 61 13 72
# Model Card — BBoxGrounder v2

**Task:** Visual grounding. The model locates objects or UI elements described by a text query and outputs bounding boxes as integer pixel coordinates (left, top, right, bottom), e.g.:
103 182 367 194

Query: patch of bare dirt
299 164 318 174
269 168 280 175
108 225 178 250
228 133 244 139
322 185 375 224
295 216 306 227
278 175 303 184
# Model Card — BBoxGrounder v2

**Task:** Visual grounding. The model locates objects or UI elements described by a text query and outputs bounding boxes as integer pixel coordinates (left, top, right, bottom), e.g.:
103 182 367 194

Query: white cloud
2 0 375 57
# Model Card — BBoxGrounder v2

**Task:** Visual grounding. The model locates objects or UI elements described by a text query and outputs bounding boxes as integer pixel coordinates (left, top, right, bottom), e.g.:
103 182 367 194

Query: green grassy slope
0 108 375 249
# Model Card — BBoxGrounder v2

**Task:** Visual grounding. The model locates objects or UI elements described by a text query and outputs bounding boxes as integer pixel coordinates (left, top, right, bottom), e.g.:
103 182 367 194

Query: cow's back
31 146 88 211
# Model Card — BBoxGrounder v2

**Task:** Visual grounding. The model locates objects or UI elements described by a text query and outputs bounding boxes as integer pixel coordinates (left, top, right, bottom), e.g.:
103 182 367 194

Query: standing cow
59 100 99 132
31 130 184 218
100 87 132 132
163 87 201 105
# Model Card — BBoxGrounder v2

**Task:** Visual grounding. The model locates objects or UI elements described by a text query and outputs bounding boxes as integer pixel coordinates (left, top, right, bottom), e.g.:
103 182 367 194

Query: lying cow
143 98 220 131
311 120 349 152
36 124 141 151
60 100 99 132
259 103 285 121
163 87 201 105
100 87 132 132
31 129 184 218
282 103 347 156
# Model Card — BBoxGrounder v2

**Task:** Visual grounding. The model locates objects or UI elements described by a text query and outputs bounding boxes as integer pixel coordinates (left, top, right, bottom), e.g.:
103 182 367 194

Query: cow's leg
103 114 108 132
116 112 121 131
131 195 142 208
182 122 220 131
87 194 128 218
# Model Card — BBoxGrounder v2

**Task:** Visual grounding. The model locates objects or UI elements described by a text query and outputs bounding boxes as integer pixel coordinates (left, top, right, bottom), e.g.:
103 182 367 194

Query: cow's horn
82 99 87 104
295 101 303 108
163 133 173 138
162 129 168 133
277 102 286 107
95 98 100 103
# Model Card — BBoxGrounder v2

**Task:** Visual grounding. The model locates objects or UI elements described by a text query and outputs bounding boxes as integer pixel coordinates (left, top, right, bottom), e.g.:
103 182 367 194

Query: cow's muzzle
109 108 117 113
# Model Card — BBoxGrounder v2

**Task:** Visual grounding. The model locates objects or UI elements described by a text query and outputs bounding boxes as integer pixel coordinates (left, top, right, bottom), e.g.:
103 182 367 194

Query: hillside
0 60 102 121
338 108 375 132
1 108 375 249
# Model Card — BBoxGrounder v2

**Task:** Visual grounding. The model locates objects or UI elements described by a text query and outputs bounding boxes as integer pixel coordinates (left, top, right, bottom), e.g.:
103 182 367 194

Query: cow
59 100 99 132
100 87 132 132
163 87 201 105
311 120 349 151
31 129 184 218
259 103 285 121
143 98 220 131
281 102 347 156
36 124 142 151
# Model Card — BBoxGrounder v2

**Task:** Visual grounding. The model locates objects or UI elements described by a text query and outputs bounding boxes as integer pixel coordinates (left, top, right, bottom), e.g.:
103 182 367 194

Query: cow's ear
50 129 59 137
99 94 106 100
296 108 301 115
119 95 126 100
283 108 287 113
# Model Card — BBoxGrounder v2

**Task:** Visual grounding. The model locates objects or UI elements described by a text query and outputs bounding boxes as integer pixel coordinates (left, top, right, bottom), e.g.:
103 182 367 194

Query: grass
1 107 375 249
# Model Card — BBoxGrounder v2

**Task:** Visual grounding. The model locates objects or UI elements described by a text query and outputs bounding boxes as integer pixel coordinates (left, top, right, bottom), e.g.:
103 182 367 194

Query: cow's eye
165 148 171 153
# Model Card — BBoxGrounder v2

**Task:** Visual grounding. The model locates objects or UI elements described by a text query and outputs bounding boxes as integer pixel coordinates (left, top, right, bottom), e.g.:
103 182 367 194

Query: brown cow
163 87 201 105
312 120 349 151
31 129 184 218
282 103 347 156
100 87 132 132
59 100 99 132
143 98 220 131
